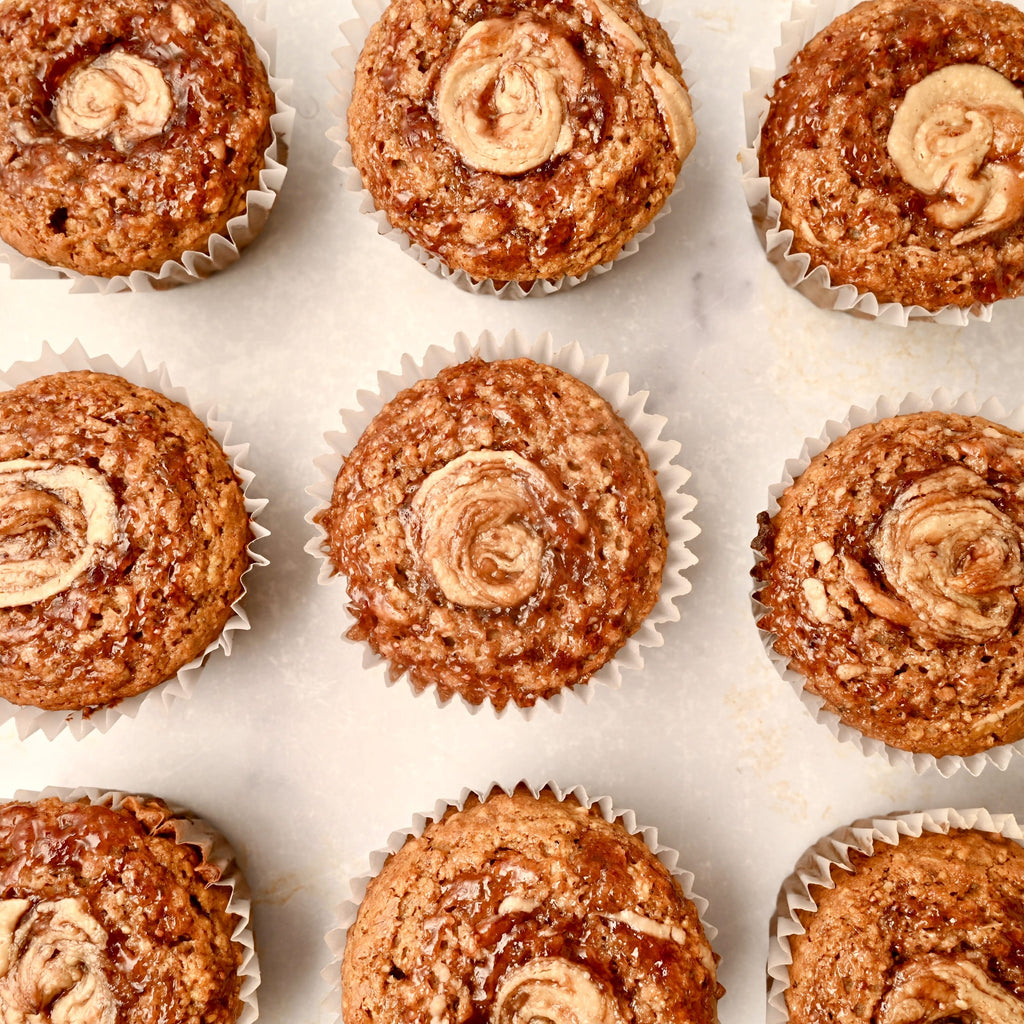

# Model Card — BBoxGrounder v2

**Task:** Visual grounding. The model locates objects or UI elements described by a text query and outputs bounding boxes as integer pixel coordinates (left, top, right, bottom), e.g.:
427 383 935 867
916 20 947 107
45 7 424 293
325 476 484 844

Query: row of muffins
6 0 1024 316
3 783 1022 1024
8 338 1024 774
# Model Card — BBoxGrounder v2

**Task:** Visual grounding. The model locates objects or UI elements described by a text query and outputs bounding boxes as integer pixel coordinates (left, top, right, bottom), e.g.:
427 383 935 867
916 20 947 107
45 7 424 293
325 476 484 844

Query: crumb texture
0 0 274 276
348 0 693 282
0 370 250 710
342 789 721 1024
0 795 243 1024
317 357 668 708
787 829 1024 1024
754 411 1024 757
759 0 1024 309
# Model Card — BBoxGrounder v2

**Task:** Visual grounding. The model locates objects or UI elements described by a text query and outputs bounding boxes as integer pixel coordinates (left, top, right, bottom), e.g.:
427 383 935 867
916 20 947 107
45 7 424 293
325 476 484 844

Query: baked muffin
341 787 721 1024
753 409 1024 758
0 793 248 1024
785 827 1024 1024
758 0 1024 311
0 370 251 711
316 356 668 709
0 0 275 277
346 0 695 284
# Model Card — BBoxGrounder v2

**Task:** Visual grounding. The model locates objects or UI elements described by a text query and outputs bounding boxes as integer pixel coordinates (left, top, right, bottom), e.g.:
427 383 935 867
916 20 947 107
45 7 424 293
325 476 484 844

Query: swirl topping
0 459 118 608
887 64 1024 244
54 51 173 154
0 898 117 1024
843 466 1024 643
406 449 586 609
436 17 586 175
878 955 1024 1024
491 957 625 1024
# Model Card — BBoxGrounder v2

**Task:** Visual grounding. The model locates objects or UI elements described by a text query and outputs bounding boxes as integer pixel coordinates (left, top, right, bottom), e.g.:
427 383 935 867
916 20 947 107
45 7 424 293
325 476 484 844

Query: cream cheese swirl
406 449 586 609
0 898 117 1024
491 957 626 1024
0 459 118 608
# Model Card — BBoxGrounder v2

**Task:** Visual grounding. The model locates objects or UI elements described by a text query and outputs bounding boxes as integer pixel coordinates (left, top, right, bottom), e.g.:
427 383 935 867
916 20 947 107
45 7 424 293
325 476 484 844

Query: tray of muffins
3 0 1024 1021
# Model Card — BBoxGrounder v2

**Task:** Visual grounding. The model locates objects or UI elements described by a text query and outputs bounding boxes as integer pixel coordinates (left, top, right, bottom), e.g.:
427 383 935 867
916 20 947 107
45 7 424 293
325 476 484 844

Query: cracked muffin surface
758 0 1024 310
342 788 721 1024
0 370 251 711
753 410 1024 757
0 0 274 276
347 0 695 283
317 357 668 709
0 794 244 1024
787 828 1024 1024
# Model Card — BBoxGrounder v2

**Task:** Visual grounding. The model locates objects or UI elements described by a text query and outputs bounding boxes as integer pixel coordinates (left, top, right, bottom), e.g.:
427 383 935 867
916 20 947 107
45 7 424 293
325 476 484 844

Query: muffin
0 369 251 711
0 792 250 1024
315 356 669 709
753 408 1024 759
340 786 721 1024
781 823 1024 1024
0 0 276 278
345 0 695 286
756 0 1024 312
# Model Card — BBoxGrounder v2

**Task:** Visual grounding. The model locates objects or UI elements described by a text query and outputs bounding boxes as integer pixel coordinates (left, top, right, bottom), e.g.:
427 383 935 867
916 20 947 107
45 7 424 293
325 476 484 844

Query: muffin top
753 410 1024 757
342 788 721 1024
787 828 1024 1024
0 370 251 711
317 357 668 708
759 0 1024 310
0 794 244 1024
0 0 274 276
347 0 694 283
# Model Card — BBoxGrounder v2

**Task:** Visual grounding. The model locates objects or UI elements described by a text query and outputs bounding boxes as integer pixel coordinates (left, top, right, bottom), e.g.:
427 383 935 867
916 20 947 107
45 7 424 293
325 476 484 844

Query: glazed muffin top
753 410 1024 757
0 0 274 276
0 370 251 711
342 787 721 1024
316 357 668 709
759 0 1024 310
0 794 245 1024
347 0 695 283
787 828 1024 1024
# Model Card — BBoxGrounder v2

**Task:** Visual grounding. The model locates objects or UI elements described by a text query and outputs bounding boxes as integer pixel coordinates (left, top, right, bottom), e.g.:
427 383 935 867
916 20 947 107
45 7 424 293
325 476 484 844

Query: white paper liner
751 388 1024 778
0 340 270 740
739 0 995 326
328 0 695 298
305 328 699 718
321 779 719 1024
3 785 260 1024
0 0 294 294
767 807 1024 1024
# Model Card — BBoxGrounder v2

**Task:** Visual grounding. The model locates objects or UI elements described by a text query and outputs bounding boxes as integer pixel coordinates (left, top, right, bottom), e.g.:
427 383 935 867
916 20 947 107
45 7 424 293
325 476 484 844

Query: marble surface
3 0 1024 1022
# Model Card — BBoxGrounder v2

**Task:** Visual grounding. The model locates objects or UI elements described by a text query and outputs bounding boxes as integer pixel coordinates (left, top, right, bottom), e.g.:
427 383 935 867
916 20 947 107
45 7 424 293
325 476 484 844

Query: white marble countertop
3 0 1024 1022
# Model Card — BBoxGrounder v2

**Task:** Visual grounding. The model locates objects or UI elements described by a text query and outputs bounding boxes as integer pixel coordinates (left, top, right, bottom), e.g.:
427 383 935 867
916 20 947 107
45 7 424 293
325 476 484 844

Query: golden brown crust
0 794 244 1024
316 358 668 709
0 370 251 711
753 411 1024 757
787 829 1024 1024
759 0 1024 310
342 788 721 1024
0 0 274 277
348 0 693 283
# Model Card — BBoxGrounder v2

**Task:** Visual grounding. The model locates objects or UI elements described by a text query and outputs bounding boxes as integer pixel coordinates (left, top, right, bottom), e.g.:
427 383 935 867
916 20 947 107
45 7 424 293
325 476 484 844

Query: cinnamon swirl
346 0 695 284
0 371 251 711
316 357 668 708
0 0 274 277
341 788 721 1024
753 410 1024 757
